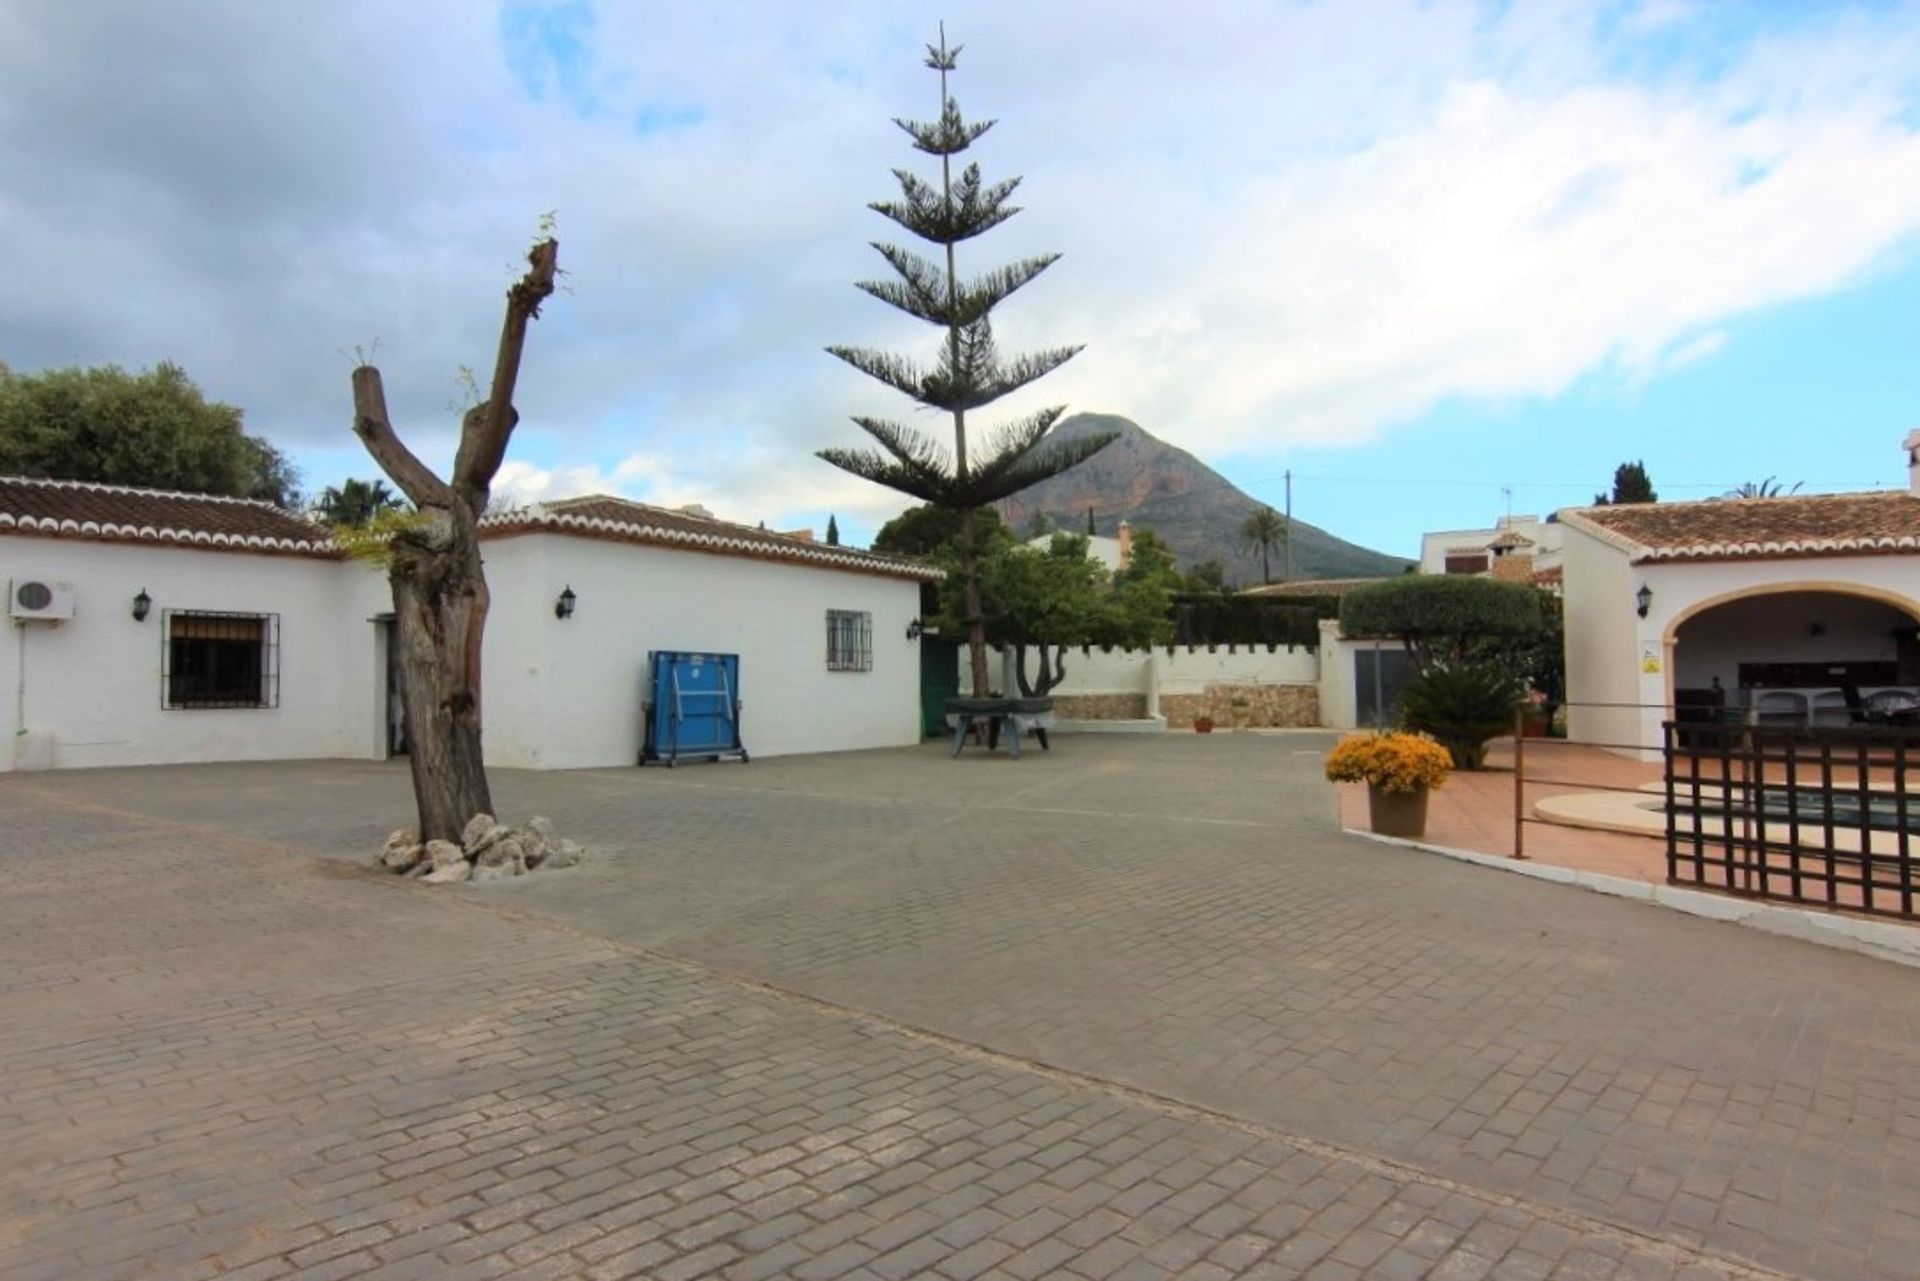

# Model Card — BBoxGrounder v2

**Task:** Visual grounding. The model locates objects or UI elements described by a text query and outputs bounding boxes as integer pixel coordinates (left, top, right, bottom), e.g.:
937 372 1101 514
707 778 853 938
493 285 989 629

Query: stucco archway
1660 580 1920 721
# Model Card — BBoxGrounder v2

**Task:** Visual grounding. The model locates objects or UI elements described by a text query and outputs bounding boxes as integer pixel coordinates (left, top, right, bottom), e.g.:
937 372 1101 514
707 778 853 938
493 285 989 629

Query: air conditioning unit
9 579 75 621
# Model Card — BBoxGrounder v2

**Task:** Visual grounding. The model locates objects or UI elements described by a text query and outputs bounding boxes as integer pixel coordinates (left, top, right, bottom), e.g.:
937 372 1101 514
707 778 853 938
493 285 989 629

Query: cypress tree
1086 506 1096 536
826 513 841 546
817 25 1113 698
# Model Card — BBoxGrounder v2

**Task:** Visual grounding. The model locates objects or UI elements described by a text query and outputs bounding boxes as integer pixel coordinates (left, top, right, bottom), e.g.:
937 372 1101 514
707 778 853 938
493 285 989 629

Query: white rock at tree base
461 814 503 856
422 860 471 884
425 839 467 873
381 842 424 873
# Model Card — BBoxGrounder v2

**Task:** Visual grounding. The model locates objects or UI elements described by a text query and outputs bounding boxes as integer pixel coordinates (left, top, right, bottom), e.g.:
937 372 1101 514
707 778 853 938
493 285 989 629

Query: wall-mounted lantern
554 585 577 620
905 617 924 641
1635 583 1653 619
132 588 152 622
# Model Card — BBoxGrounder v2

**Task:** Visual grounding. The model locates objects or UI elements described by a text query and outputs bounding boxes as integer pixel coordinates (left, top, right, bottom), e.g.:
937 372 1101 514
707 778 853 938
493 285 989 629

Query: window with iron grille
163 610 280 709
826 609 872 672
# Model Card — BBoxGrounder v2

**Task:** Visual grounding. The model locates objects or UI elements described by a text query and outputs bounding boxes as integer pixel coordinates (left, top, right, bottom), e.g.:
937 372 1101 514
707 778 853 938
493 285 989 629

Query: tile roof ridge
0 473 298 514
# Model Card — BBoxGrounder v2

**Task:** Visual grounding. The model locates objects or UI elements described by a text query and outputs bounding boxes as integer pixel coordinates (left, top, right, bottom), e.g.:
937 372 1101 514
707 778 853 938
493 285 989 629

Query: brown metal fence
1662 721 1919 920
1507 703 1920 920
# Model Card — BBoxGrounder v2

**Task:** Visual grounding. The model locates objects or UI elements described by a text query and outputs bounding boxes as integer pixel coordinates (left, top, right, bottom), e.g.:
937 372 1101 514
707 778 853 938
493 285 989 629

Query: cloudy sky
5 0 1920 559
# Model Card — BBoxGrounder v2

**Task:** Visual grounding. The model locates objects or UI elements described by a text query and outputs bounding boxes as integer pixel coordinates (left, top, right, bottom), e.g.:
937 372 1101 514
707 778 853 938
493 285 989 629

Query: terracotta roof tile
0 476 337 555
1562 491 1920 563
480 495 940 582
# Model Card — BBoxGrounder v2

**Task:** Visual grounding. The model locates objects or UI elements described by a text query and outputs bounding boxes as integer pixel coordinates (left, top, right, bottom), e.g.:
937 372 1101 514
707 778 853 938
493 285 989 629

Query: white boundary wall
963 643 1320 719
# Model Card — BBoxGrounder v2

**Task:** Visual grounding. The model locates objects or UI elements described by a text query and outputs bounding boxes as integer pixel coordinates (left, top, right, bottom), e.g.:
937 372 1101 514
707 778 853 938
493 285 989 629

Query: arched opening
1668 586 1920 727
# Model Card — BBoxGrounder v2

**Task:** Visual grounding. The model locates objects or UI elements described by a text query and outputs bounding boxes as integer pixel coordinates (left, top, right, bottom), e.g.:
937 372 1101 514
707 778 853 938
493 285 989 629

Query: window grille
826 609 872 672
162 610 280 709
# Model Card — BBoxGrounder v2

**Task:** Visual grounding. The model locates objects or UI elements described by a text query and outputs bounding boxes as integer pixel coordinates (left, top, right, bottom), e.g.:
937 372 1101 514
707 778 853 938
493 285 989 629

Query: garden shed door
919 637 961 737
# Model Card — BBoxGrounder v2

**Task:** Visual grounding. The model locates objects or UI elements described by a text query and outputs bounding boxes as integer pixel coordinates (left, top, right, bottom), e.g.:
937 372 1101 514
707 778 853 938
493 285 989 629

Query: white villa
0 478 934 772
1561 431 1920 754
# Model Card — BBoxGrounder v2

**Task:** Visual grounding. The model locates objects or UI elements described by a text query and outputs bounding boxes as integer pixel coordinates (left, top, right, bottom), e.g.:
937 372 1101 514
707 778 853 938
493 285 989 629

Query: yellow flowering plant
1323 732 1453 794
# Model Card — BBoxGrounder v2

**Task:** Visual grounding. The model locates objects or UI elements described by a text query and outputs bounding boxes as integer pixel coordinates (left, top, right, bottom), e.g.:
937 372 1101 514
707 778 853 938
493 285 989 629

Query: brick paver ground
4 733 1917 1279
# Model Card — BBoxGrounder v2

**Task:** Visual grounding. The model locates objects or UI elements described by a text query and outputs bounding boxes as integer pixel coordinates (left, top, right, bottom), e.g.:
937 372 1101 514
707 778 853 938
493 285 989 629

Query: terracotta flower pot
1367 784 1429 839
1194 717 1214 734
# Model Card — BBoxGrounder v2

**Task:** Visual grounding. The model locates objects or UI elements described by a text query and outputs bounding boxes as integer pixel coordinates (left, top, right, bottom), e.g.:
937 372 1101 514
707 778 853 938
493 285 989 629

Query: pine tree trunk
388 508 493 842
961 506 991 696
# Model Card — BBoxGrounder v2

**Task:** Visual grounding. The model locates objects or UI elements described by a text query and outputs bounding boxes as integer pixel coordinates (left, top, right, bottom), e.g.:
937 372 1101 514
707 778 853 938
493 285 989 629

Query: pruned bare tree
350 238 558 841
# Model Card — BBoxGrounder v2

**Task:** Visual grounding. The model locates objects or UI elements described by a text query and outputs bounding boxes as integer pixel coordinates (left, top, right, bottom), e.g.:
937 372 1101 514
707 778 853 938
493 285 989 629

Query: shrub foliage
1396 662 1526 770
1339 576 1542 670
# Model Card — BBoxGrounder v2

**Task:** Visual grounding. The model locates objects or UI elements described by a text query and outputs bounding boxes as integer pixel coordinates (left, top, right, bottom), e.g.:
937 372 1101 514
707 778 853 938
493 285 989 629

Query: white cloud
3 0 1919 537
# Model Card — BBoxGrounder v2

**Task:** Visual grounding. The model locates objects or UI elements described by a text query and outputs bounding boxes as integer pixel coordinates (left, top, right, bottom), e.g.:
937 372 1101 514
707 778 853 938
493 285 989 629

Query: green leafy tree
938 529 1170 695
316 477 406 526
1593 460 1656 505
1116 526 1179 586
1026 510 1052 539
0 360 299 505
815 27 1115 698
871 502 1004 557
826 513 841 545
1340 576 1543 671
1184 559 1228 593
1238 504 1288 584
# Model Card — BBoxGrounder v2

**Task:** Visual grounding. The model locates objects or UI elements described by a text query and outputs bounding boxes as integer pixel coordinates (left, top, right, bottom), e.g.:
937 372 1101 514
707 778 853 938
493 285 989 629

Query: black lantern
554 585 577 620
905 617 923 640
1635 583 1653 619
132 588 152 622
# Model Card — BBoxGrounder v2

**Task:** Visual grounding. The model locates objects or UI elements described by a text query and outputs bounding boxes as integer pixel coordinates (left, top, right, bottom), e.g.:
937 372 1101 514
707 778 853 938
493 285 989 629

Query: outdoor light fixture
1635 584 1653 619
131 588 152 622
905 618 924 641
554 585 577 620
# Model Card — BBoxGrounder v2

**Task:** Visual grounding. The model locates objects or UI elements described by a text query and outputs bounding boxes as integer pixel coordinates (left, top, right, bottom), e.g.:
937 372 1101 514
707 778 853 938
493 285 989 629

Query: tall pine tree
817 26 1113 698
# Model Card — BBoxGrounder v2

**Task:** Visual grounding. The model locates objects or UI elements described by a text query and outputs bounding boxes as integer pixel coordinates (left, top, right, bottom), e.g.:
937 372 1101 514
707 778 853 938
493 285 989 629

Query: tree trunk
389 507 492 841
350 238 558 843
961 506 990 696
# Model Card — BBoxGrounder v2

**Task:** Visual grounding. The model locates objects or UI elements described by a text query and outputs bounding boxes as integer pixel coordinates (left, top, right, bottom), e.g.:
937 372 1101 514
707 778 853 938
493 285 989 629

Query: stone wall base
1052 693 1150 721
1162 683 1320 730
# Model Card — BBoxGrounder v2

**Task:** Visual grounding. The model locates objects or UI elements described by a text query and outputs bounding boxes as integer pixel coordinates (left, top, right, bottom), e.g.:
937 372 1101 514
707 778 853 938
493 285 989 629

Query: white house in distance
0 478 934 772
1561 432 1920 755
1026 519 1133 574
1419 513 1562 580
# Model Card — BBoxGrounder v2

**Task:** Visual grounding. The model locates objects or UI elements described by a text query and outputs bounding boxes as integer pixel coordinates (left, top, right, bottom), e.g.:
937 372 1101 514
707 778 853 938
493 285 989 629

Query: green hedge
1168 593 1321 649
1340 576 1542 663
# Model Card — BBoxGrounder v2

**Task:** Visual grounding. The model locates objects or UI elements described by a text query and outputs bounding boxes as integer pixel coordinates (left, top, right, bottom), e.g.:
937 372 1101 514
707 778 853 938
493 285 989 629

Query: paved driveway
3 735 1917 1280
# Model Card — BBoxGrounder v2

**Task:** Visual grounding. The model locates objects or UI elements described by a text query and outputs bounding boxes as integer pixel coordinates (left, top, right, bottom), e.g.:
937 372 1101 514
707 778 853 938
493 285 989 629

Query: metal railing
1662 721 1918 920
1505 702 1920 920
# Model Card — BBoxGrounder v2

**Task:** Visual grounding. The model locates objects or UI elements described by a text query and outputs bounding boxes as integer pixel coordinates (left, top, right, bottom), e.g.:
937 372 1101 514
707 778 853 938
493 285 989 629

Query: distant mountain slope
999 413 1410 583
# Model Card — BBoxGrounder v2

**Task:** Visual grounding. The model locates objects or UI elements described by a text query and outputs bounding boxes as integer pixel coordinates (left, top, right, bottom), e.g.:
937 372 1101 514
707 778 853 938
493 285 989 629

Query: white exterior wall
1420 516 1562 575
0 537 389 771
1563 524 1920 754
1560 522 1644 751
1153 646 1318 694
483 533 922 768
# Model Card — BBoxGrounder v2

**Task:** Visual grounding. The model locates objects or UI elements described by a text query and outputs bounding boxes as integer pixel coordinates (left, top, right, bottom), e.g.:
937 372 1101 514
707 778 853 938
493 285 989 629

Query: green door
919 637 961 737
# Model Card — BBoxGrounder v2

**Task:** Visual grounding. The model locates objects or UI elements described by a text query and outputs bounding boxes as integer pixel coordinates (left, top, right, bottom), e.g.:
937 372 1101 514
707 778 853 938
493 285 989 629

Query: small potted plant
1324 731 1453 839
1229 693 1252 731
1193 713 1215 734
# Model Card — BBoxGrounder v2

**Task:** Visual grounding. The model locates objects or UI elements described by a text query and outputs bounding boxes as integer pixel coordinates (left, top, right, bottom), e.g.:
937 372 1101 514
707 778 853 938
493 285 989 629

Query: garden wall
969 644 1322 728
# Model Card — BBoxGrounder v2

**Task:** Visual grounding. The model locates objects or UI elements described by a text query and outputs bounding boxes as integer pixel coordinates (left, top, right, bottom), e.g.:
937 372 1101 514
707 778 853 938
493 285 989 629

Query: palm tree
316 477 405 526
1725 477 1802 499
816 27 1114 697
1239 505 1288 583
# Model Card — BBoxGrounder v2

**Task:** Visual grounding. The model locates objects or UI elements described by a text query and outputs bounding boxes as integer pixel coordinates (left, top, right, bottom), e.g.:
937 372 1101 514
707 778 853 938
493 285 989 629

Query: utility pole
1284 469 1294 580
